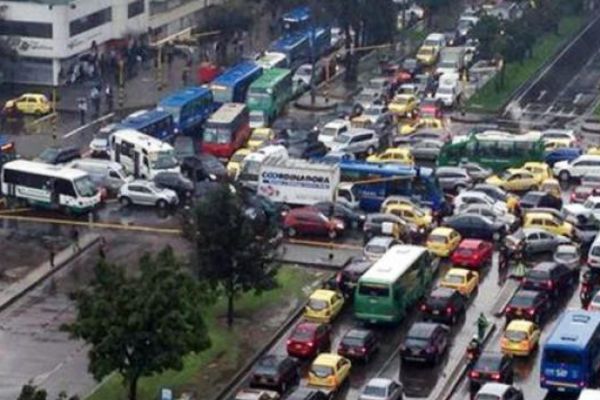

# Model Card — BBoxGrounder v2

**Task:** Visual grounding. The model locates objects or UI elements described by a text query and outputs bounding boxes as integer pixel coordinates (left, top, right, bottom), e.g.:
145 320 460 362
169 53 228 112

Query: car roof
310 289 337 300
506 319 535 331
366 378 394 387
431 227 455 236
313 353 343 365
408 322 440 337
531 261 559 272
366 236 396 247
447 268 470 276
460 239 485 248
477 383 512 396
345 329 371 340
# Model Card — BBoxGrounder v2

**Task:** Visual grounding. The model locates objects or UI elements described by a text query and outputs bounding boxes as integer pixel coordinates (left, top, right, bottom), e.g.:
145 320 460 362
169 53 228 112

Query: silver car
328 128 380 157
460 204 517 231
505 228 571 257
435 167 473 192
360 378 403 400
118 180 179 208
364 236 401 261
410 139 443 161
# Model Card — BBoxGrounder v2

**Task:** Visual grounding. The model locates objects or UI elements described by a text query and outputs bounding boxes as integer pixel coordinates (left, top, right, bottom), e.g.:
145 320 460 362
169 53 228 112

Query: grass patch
86 265 316 400
594 103 600 117
466 16 585 113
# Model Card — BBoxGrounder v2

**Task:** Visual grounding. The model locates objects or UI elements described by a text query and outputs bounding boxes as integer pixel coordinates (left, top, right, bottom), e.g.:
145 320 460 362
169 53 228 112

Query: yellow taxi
304 289 345 323
367 148 414 166
416 45 439 66
398 117 444 136
4 93 52 115
426 227 461 257
308 353 351 390
388 94 418 116
523 212 573 237
350 115 373 129
522 162 552 184
485 168 539 192
501 320 540 357
247 128 275 151
382 203 432 229
587 147 600 156
541 178 561 198
227 148 251 177
440 268 479 297
544 138 573 151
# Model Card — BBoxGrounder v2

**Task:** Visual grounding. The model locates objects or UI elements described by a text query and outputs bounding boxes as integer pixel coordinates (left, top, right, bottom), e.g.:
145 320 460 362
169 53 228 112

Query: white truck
257 158 359 207
436 47 466 76
435 72 462 107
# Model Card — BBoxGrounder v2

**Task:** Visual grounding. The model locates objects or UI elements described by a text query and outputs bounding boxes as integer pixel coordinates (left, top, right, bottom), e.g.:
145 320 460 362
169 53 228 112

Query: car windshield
475 394 501 400
308 299 328 311
394 97 410 105
290 327 313 341
254 358 278 375
428 234 448 243
230 152 247 163
363 384 387 397
334 134 351 144
527 270 550 281
500 171 515 180
444 274 464 284
419 47 434 55
321 127 339 137
342 336 365 347
505 330 528 342
437 86 453 95
358 283 390 297
311 365 334 378
544 349 581 365
364 108 381 117
592 246 600 256
296 65 312 76
405 336 429 348
251 130 270 141
510 294 535 307
160 105 181 124
455 248 473 256
204 127 231 144
475 355 502 371
365 244 387 255
73 176 98 197
150 150 178 170
174 138 195 158
38 148 59 163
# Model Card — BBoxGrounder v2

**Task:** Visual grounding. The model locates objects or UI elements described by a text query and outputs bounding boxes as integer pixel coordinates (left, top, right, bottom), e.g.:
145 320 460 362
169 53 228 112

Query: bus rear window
545 349 582 365
358 283 390 297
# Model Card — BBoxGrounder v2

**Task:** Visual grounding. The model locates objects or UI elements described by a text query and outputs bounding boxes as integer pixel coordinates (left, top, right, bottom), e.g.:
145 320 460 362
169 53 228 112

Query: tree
63 248 210 400
184 184 279 328
17 382 78 400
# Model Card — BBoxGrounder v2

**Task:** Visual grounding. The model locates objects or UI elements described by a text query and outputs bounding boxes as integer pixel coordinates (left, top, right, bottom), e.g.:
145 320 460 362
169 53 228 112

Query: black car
181 154 227 182
505 289 552 325
313 201 366 229
420 287 467 325
445 214 505 241
36 146 81 165
521 261 578 298
287 388 327 400
153 171 194 200
519 191 562 211
581 268 600 307
335 257 373 297
469 352 514 394
250 354 299 393
401 322 449 365
337 329 379 363
289 140 328 159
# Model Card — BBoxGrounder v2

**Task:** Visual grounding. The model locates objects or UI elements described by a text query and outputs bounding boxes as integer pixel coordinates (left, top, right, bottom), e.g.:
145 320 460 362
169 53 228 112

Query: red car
286 322 331 359
450 239 493 269
283 207 345 239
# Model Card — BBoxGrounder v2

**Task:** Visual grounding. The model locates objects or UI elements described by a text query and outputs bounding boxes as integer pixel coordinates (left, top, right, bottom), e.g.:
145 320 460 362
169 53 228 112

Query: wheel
156 199 168 209
328 230 338 239
366 146 375 155
287 227 297 237
450 313 457 325
559 170 570 181
119 196 132 207
492 232 501 241
280 381 287 393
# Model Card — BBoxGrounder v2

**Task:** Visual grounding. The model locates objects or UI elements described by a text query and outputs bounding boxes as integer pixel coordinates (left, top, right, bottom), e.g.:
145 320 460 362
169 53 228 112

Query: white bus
1 160 101 213
110 129 179 179
238 144 288 188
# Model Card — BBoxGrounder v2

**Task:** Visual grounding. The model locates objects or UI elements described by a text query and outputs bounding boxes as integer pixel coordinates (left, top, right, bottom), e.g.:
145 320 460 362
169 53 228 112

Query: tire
559 170 570 182
156 199 168 209
280 382 287 393
119 196 132 207
328 230 338 240
450 313 457 325
287 227 297 237
366 146 375 156
492 232 501 241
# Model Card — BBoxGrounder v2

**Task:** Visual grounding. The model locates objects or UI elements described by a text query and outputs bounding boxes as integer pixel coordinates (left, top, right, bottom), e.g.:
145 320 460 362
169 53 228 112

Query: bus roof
340 160 434 178
545 310 600 350
263 157 339 173
207 103 247 125
210 62 262 88
112 129 174 152
474 130 542 142
249 68 292 91
4 159 88 180
121 109 171 127
360 245 427 283
256 52 287 69
158 86 211 107
270 32 308 52
244 145 287 162
282 6 311 23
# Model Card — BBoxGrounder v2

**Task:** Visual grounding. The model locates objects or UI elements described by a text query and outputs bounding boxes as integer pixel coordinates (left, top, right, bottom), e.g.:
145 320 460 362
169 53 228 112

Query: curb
0 236 100 314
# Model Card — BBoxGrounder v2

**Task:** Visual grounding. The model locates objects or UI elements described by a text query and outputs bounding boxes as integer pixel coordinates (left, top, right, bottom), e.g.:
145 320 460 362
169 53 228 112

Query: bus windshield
73 176 98 197
545 349 581 365
204 127 232 144
358 283 390 297
150 150 178 170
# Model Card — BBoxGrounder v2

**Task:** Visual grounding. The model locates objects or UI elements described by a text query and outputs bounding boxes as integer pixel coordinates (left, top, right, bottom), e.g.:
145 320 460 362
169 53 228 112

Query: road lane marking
62 112 115 138
0 214 182 234
0 208 31 214
284 238 363 250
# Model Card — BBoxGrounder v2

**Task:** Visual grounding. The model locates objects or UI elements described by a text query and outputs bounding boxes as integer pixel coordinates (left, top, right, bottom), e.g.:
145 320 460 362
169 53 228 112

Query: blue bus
208 62 263 104
269 33 310 71
541 310 600 393
120 109 175 142
158 86 214 135
339 161 446 213
281 6 311 34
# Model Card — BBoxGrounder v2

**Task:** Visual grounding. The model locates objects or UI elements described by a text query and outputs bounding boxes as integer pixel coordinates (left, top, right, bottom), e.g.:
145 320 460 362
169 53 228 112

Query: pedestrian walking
77 97 87 125
90 86 100 118
49 245 55 268
105 84 114 113
70 226 81 253
99 236 107 259
477 312 489 342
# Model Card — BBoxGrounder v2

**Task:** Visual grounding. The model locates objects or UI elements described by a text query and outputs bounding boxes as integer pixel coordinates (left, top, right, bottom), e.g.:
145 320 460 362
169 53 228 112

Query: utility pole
51 86 57 141
118 59 125 110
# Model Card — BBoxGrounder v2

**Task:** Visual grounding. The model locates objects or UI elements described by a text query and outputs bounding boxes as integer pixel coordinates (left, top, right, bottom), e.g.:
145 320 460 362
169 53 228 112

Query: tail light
287 340 292 346
491 373 501 380
360 347 367 353
528 308 535 316
505 306 513 313
580 380 586 388
307 341 314 347
547 280 554 289
420 304 428 312
571 193 577 202
470 371 480 379
446 306 453 314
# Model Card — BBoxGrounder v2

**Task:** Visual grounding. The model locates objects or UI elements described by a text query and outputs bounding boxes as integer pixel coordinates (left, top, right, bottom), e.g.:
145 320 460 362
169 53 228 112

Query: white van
435 73 462 107
588 235 600 268
68 159 132 193
319 119 351 148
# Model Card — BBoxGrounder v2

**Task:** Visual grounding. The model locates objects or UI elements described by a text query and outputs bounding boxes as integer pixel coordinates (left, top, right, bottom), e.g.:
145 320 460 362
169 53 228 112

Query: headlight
336 222 345 229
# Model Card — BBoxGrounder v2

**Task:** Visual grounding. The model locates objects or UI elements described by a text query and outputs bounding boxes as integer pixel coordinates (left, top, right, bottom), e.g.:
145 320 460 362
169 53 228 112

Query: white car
359 378 403 400
541 128 578 144
364 236 400 261
118 180 179 208
563 196 600 222
553 155 600 181
234 389 280 400
454 191 508 216
319 119 351 148
474 383 523 400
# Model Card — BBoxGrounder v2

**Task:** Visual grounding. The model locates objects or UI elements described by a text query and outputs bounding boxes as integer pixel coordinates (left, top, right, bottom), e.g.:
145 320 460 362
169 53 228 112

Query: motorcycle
466 338 481 368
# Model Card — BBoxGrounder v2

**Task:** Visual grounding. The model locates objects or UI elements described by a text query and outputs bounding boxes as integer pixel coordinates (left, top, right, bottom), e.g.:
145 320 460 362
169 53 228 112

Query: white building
0 0 221 85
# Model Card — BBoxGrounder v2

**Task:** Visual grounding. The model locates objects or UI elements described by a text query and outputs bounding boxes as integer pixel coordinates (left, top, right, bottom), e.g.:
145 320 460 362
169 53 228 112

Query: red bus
202 103 251 159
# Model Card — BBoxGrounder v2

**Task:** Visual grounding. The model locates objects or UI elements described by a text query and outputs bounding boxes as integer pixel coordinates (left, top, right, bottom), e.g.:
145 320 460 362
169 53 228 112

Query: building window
0 21 53 39
69 7 112 37
128 0 145 18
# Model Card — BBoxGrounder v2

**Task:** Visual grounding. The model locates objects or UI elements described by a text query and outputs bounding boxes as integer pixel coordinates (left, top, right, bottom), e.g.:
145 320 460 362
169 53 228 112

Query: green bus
437 130 545 172
246 68 292 127
354 245 434 324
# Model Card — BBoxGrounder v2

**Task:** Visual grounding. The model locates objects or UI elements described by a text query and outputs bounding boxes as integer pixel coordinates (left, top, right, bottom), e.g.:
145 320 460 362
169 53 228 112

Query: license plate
412 348 420 355
294 344 302 349
433 310 440 315
260 377 268 383
516 310 522 315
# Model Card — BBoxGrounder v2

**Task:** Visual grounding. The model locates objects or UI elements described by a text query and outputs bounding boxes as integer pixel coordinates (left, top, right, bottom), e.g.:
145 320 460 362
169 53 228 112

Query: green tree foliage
63 248 210 400
184 184 279 328
17 383 78 400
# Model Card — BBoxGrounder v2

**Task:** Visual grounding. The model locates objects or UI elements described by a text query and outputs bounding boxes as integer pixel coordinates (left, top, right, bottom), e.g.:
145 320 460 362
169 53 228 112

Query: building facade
0 0 221 85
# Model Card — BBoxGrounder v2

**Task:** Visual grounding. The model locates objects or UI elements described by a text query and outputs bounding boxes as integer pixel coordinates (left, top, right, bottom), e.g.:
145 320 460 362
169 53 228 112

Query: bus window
497 141 513 158
358 283 390 297
465 140 477 158
55 179 76 197
544 349 581 365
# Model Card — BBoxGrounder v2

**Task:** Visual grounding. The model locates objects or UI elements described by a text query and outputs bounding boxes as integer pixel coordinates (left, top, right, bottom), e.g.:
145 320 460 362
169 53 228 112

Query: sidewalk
0 233 99 312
